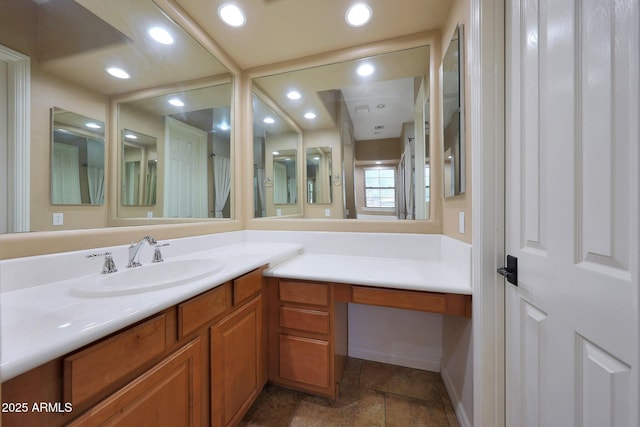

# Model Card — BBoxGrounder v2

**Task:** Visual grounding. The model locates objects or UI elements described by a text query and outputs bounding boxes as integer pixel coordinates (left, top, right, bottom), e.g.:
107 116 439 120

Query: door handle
497 255 518 286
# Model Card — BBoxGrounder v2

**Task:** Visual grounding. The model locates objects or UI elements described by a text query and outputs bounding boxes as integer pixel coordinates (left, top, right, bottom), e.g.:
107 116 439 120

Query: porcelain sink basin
70 259 225 297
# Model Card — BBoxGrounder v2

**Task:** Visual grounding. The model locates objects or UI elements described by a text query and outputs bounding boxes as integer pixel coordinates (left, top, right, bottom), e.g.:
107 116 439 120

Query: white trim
348 348 441 372
470 1 505 427
441 361 472 427
0 45 30 233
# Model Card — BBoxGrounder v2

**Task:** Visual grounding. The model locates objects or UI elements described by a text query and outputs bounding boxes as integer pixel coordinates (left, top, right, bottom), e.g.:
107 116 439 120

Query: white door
505 0 638 426
164 116 207 218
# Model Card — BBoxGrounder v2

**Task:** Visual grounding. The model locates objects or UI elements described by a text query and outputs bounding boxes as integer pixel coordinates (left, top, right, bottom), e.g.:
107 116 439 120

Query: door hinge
497 255 518 286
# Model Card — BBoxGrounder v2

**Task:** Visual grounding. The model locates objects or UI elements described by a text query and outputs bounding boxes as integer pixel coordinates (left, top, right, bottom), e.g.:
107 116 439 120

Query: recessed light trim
85 122 101 129
218 3 246 27
125 133 138 140
263 117 275 124
287 90 302 100
304 112 317 119
106 67 130 79
357 63 375 77
168 98 185 107
346 3 372 27
148 27 174 45
272 151 280 155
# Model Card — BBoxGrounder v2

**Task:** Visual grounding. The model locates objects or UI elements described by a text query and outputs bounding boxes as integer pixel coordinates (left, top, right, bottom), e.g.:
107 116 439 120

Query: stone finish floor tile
241 358 459 427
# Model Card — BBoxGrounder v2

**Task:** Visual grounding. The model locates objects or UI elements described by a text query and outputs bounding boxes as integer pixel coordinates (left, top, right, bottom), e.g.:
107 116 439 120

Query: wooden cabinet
267 278 347 399
211 295 263 427
2 266 267 427
68 338 201 427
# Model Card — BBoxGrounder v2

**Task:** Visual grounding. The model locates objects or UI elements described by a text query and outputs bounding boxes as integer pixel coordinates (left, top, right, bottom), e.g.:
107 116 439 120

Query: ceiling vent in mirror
354 105 370 114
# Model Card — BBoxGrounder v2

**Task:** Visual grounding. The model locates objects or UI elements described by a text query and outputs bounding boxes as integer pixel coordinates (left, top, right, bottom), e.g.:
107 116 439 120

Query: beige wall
440 0 472 244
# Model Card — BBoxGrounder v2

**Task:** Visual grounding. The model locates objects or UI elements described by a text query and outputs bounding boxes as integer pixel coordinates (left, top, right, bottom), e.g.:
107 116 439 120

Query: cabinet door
68 338 201 427
211 295 263 427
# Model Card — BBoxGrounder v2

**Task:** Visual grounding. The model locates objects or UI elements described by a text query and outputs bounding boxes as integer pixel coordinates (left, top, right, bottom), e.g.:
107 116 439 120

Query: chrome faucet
127 236 157 268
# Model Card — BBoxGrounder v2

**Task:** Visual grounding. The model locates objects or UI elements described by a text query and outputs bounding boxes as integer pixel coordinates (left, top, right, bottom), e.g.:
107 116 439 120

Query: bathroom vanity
0 231 472 426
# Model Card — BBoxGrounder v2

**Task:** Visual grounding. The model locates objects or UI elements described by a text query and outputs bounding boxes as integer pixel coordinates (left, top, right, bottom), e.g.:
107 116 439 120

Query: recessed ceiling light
125 133 138 140
106 67 130 79
272 151 280 155
375 161 382 164
85 122 101 129
218 123 230 131
304 112 316 119
218 3 246 27
346 3 372 27
168 98 185 107
377 103 386 109
357 63 375 76
263 117 275 124
287 90 302 100
148 27 174 45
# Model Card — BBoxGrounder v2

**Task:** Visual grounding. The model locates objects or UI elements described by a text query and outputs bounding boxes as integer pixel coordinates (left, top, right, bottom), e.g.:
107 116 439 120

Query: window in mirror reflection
273 150 297 205
118 83 232 219
306 146 332 204
51 108 105 205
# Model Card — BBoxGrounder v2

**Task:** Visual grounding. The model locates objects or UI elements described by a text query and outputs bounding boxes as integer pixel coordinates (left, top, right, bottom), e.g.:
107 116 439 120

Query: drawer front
279 281 329 306
279 306 330 335
178 283 231 338
279 335 329 389
352 286 447 313
234 268 263 305
64 314 167 406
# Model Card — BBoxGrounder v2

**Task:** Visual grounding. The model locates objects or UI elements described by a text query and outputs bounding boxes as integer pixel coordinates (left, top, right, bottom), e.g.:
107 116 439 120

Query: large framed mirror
50 108 105 206
252 92 302 218
442 24 465 198
252 45 431 220
306 146 332 204
117 82 233 219
1 0 234 232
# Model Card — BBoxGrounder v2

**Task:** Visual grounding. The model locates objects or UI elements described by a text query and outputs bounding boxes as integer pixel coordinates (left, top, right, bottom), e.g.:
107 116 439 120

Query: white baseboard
440 362 472 427
348 347 441 372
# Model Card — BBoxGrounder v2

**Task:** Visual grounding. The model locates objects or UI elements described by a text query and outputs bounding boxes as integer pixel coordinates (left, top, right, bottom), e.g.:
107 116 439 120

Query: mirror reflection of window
51 108 105 205
273 150 297 205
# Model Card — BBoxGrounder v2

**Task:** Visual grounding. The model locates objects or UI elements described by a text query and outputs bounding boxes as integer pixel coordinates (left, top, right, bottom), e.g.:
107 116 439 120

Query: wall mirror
121 129 157 206
118 83 233 219
306 146 332 204
253 92 302 218
252 45 431 220
0 0 233 232
442 24 465 198
50 108 105 205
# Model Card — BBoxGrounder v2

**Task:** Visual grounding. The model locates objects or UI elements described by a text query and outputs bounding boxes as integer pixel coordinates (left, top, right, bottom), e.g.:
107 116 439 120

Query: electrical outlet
147 211 153 218
276 209 282 216
325 208 331 217
53 213 64 226
459 212 465 234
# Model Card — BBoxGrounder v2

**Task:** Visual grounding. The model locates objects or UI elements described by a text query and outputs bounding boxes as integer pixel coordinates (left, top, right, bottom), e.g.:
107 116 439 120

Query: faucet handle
86 252 118 274
152 243 170 263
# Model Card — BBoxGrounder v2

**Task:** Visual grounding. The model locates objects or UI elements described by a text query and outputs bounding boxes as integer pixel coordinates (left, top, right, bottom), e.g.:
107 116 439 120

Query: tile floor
240 358 460 427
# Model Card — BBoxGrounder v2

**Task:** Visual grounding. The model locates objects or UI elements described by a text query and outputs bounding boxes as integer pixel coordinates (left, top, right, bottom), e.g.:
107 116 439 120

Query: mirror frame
442 24 465 198
245 33 443 233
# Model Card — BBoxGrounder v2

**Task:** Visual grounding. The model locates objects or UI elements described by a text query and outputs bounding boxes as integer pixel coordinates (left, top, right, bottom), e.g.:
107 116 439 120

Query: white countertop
0 242 302 382
264 253 472 295
1 232 472 383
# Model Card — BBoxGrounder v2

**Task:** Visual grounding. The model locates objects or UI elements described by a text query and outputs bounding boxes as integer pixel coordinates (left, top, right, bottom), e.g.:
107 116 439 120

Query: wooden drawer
279 306 329 335
279 281 329 306
233 268 263 305
279 334 329 389
352 286 447 313
64 314 167 406
178 283 231 339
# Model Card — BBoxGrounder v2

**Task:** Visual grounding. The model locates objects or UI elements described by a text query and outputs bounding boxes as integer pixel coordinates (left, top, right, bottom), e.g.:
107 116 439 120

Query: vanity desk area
263 247 472 400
